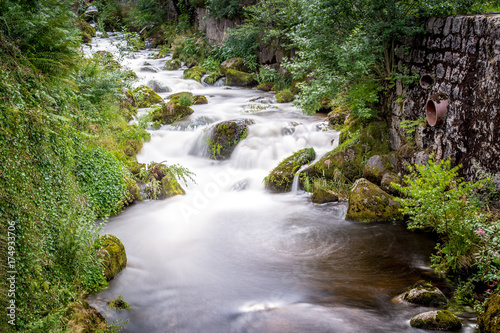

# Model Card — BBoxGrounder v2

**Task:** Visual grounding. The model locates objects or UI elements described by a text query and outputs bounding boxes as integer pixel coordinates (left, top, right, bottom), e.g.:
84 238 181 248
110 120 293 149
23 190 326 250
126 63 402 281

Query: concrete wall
389 14 500 182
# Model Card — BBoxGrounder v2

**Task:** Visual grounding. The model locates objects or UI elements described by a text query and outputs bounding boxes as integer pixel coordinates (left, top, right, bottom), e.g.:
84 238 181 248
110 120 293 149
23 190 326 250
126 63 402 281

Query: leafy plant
400 117 426 143
178 92 195 107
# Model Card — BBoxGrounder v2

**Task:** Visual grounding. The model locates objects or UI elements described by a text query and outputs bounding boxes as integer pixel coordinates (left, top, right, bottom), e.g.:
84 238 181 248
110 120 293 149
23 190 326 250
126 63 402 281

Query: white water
85 35 474 333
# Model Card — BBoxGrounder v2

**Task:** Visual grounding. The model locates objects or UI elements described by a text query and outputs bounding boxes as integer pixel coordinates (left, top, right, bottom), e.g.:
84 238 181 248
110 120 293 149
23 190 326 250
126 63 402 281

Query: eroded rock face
98 235 127 281
478 290 500 333
401 281 447 306
208 119 254 160
265 148 316 193
410 310 462 331
345 178 402 222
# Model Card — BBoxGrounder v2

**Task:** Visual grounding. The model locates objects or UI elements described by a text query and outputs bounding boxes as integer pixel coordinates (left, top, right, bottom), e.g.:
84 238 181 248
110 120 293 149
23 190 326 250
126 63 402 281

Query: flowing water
86 34 473 332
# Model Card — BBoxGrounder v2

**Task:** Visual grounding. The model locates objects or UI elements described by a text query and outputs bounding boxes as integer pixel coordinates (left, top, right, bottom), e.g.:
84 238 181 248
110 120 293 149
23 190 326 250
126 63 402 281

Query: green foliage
302 169 352 198
394 157 500 306
211 29 259 71
178 92 195 107
108 295 131 310
400 117 426 143
206 0 245 19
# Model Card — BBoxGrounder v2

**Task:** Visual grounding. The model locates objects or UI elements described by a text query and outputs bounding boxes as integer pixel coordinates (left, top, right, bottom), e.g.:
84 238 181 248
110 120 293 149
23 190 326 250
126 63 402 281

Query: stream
85 33 471 333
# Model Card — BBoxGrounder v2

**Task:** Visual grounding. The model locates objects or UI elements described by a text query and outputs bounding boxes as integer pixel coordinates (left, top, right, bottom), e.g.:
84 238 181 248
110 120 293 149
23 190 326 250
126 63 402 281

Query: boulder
311 188 339 204
147 80 170 93
380 172 402 196
151 102 194 125
167 92 207 106
345 178 402 222
265 148 316 193
140 66 160 73
363 155 394 185
410 310 462 331
93 51 121 70
98 235 127 281
133 86 163 108
204 72 223 85
66 301 107 333
478 290 500 333
304 122 390 182
183 66 206 83
208 119 254 160
225 69 257 87
401 281 447 306
193 95 208 105
220 57 249 74
257 82 275 91
327 106 349 127
276 91 294 103
160 172 185 199
164 59 181 70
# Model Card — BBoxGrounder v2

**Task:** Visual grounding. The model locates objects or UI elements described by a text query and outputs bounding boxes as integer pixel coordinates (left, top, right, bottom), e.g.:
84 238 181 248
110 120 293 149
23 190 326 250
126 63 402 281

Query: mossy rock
125 175 142 203
265 148 316 193
410 310 462 331
257 82 275 91
304 121 390 182
363 155 395 185
165 59 181 70
208 119 254 160
276 91 294 103
159 172 185 199
401 281 447 306
119 88 137 120
345 178 402 222
193 95 208 105
478 290 500 332
184 57 199 68
124 69 137 79
76 18 96 44
183 66 206 83
151 102 194 125
220 57 248 74
108 296 130 310
311 188 339 204
128 162 145 177
380 172 402 196
327 105 349 127
168 91 194 104
225 69 257 87
98 235 127 281
93 51 121 70
133 85 163 108
66 300 107 333
204 72 223 85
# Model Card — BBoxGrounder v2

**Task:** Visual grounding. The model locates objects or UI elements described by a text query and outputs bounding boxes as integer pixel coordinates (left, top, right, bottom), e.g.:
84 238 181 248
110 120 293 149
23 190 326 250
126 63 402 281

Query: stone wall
195 8 241 43
389 14 500 182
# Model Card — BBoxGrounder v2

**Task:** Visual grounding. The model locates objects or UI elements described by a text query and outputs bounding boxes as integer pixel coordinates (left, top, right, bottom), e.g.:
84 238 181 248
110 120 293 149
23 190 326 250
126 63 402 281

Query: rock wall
389 14 500 182
195 8 241 43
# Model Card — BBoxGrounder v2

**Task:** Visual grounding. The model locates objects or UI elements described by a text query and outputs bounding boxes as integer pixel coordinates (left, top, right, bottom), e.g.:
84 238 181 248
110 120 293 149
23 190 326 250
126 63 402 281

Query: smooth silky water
85 34 471 332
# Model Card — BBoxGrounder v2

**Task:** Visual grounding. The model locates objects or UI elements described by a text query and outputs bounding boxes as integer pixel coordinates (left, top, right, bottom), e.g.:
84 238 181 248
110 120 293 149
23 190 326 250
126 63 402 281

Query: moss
204 72 223 85
257 82 275 91
410 310 462 331
225 69 257 87
327 105 349 127
108 296 130 310
75 18 95 44
164 59 181 70
193 95 208 105
119 88 137 120
66 301 107 333
304 121 390 181
363 154 395 185
133 85 163 108
208 119 254 160
160 172 185 199
93 51 121 70
345 178 402 222
220 57 248 74
402 281 447 306
478 290 500 332
265 148 316 193
151 102 194 125
98 235 127 281
276 91 294 103
183 66 206 83
311 188 339 204
125 175 142 202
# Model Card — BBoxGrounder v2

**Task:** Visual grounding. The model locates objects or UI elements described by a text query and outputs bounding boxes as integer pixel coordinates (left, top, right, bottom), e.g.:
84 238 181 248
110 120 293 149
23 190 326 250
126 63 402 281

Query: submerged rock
311 188 339 204
478 290 500 332
151 102 194 125
133 86 163 108
184 66 206 83
410 310 462 331
98 235 127 281
345 178 402 222
401 281 447 306
220 57 249 74
164 59 181 70
208 119 254 160
265 148 316 193
225 69 257 87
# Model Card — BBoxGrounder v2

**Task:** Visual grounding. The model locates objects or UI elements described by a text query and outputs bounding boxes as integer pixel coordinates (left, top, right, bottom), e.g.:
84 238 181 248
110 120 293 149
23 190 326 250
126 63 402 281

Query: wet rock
327 106 349 127
66 300 108 333
167 92 207 106
311 188 339 204
204 72 223 85
345 178 402 222
151 102 194 125
363 155 394 185
265 148 316 193
257 82 274 91
93 51 121 70
98 235 127 281
160 173 185 199
148 80 170 93
184 66 206 83
220 57 249 74
193 95 208 105
208 119 254 160
164 59 181 70
410 310 462 331
140 66 160 73
401 281 447 306
276 91 294 103
478 290 500 333
225 69 257 87
133 86 163 108
380 172 402 196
